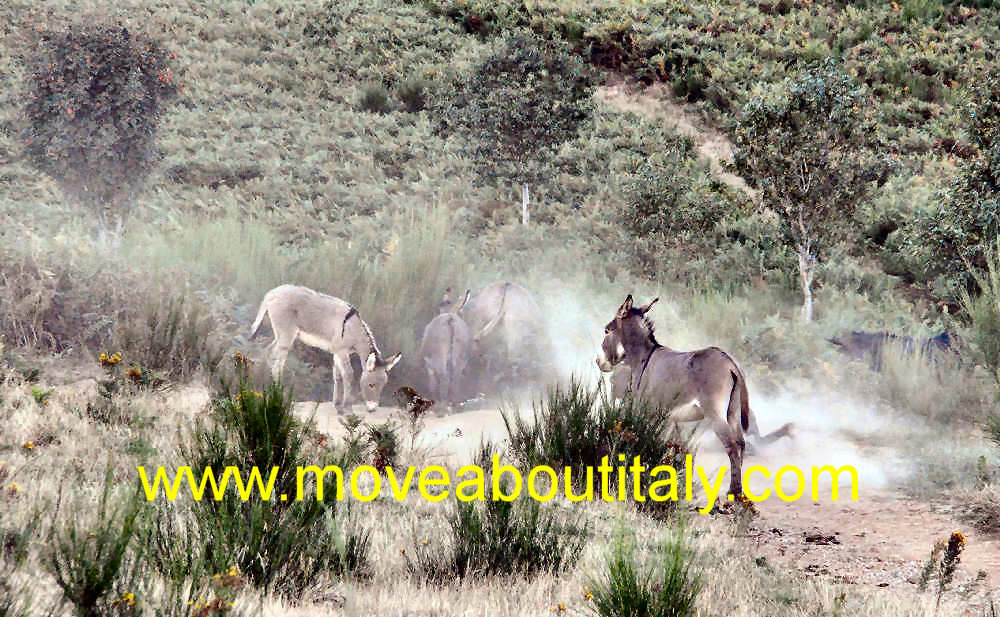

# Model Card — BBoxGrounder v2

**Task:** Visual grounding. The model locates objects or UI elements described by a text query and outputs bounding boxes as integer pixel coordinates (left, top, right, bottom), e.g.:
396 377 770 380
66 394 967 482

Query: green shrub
405 441 589 582
904 75 1000 297
501 378 694 520
47 463 145 617
587 524 702 617
20 20 182 239
161 374 371 597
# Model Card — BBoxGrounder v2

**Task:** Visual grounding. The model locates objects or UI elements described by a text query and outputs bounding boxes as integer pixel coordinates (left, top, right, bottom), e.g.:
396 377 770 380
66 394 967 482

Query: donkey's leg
332 352 348 410
707 410 744 498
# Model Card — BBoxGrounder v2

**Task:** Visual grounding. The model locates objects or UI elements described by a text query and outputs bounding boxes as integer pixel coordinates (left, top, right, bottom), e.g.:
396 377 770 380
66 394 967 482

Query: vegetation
502 379 694 519
730 59 892 321
405 441 589 582
2 0 1000 615
19 20 182 242
587 524 702 617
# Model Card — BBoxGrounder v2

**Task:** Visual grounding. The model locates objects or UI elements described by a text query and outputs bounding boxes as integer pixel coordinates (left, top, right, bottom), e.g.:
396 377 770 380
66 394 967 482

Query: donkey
609 361 792 452
420 289 504 409
461 281 548 386
596 295 793 498
828 330 963 372
249 284 402 412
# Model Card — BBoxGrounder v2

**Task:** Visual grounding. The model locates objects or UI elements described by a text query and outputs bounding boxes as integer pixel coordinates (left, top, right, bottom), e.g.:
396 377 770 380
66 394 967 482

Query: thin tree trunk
798 244 816 323
521 184 530 226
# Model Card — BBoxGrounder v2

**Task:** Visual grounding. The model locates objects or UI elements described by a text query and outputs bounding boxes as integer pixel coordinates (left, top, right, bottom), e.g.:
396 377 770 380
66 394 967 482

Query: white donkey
249 284 401 411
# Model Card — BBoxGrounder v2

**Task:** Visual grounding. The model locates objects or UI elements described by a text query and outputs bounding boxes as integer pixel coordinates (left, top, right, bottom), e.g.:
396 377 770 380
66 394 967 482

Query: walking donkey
420 288 504 409
249 284 401 411
596 295 792 498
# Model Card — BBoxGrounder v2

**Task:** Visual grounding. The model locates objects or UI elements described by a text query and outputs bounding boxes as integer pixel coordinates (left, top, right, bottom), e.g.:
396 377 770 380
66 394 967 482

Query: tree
730 59 891 322
434 31 594 216
21 21 182 245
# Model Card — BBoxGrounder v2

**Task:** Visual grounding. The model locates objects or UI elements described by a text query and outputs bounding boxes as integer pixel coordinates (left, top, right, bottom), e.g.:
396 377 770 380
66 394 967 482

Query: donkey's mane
342 303 380 359
358 315 381 359
634 310 659 347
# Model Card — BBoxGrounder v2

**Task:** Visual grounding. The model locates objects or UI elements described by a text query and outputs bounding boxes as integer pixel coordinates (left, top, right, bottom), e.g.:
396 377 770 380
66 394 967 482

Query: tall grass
959 237 1000 387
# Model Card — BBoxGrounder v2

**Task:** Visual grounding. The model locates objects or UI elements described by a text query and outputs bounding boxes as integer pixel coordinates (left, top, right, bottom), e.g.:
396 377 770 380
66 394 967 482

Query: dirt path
595 81 759 203
750 490 1000 594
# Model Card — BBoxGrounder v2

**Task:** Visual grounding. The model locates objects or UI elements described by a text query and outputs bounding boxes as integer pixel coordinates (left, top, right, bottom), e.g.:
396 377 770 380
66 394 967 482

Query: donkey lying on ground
420 289 504 409
596 295 793 498
461 280 549 387
609 363 790 450
827 330 963 372
249 284 401 411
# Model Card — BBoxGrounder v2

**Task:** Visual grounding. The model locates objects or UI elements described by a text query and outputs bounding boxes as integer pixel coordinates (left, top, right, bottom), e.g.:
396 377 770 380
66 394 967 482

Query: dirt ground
297 395 1000 613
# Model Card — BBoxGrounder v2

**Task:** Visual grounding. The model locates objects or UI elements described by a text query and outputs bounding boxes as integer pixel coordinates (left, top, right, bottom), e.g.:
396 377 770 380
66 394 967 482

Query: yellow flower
7 483 19 494
22 441 34 451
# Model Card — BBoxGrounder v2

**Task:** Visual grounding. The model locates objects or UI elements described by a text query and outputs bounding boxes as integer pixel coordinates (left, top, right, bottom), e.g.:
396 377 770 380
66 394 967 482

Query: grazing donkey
420 289 503 408
461 281 548 386
249 284 401 412
596 295 793 498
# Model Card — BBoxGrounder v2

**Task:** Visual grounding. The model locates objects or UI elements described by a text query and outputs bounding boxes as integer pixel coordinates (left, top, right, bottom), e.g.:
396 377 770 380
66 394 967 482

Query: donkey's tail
249 294 271 340
729 368 751 433
473 283 507 342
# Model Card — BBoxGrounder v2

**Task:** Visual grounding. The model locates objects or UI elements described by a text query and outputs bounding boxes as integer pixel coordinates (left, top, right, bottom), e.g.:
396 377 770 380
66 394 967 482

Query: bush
20 20 182 239
405 441 589 582
959 236 1000 385
587 524 702 617
501 378 694 519
359 83 393 114
47 463 145 617
107 295 224 382
904 75 1000 297
159 373 370 597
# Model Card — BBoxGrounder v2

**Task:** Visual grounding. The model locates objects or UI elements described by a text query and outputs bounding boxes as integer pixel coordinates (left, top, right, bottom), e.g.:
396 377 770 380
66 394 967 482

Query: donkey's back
250 284 354 351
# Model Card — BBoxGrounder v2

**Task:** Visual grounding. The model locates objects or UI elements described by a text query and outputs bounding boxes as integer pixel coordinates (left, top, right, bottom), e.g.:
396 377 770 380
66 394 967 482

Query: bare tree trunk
521 184 530 226
797 243 816 323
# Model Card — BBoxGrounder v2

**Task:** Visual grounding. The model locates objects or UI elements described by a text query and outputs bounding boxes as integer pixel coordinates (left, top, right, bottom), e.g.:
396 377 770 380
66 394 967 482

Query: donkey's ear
385 351 402 372
365 352 377 372
617 295 634 319
454 289 471 313
638 297 659 314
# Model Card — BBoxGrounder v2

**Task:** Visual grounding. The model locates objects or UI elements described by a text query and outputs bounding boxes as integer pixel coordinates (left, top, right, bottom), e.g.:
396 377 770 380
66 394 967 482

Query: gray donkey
609 362 789 451
461 281 548 386
596 295 793 498
420 289 503 409
249 284 401 411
